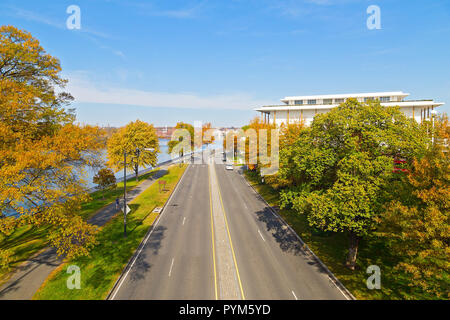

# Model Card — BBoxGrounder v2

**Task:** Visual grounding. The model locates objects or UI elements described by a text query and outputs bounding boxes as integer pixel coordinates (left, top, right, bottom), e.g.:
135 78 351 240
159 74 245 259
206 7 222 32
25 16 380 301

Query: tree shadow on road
0 248 61 298
129 225 167 282
254 205 333 276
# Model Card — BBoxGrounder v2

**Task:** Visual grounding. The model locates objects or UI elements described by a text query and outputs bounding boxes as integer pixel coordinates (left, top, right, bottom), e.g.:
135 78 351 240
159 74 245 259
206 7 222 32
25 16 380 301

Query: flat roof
281 91 409 102
255 100 444 112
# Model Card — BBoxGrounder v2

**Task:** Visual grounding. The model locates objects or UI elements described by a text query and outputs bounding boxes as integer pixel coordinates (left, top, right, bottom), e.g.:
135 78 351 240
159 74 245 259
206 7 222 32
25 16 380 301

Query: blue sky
1 0 449 127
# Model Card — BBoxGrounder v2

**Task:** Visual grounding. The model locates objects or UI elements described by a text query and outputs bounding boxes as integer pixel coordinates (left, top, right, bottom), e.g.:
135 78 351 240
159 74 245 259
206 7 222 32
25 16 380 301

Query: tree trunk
346 231 360 270
135 164 139 182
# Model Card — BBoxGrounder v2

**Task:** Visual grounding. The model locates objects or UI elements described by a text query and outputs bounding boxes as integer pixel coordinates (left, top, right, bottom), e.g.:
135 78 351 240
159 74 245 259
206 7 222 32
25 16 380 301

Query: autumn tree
381 114 449 298
241 117 276 170
107 120 160 182
263 122 306 188
168 122 195 158
279 99 429 269
279 122 305 150
93 168 117 199
0 26 105 260
202 122 215 147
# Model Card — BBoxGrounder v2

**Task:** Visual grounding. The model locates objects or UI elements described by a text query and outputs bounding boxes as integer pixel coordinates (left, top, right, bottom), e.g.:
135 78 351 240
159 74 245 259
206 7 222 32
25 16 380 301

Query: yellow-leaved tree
107 120 160 181
382 114 449 298
167 122 195 158
0 26 105 261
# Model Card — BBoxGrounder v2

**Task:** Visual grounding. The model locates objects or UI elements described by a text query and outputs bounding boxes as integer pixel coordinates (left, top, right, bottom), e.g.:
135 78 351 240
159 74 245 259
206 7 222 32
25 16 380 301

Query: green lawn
244 170 437 300
0 169 158 285
0 225 50 286
33 164 187 300
80 169 159 220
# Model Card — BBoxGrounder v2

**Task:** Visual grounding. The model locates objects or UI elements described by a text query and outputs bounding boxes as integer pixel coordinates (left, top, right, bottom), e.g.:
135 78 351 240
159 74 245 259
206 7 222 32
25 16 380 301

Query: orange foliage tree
242 117 276 170
202 122 215 146
0 26 105 261
382 114 449 298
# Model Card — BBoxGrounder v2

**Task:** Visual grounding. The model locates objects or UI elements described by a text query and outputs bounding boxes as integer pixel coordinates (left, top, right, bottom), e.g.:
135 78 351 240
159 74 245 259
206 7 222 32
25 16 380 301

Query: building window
323 99 332 104
380 96 390 102
294 100 303 105
335 98 345 104
364 97 375 102
307 99 316 105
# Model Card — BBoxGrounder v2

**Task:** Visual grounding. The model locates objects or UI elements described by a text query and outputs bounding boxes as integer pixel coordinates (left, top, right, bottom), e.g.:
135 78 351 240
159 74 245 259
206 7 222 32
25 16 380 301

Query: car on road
225 164 233 170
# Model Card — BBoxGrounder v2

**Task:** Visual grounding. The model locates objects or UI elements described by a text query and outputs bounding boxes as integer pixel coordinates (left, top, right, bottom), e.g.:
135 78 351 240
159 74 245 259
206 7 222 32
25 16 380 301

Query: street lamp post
431 109 437 145
122 147 155 238
123 150 127 237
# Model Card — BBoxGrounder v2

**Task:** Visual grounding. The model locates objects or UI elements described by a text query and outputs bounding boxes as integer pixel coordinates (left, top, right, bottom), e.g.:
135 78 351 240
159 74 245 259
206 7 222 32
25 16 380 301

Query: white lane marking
257 229 265 242
168 258 175 277
109 164 190 300
240 171 352 300
292 291 298 300
182 217 186 225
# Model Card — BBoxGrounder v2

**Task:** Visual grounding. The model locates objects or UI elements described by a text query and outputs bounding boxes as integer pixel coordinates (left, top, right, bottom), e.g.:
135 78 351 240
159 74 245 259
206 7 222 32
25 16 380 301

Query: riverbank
0 169 159 286
34 164 187 300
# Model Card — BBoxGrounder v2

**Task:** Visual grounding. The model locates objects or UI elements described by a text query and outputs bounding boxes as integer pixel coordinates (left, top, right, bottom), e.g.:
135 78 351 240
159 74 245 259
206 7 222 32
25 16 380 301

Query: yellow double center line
209 164 245 300
217 176 246 300
208 168 218 300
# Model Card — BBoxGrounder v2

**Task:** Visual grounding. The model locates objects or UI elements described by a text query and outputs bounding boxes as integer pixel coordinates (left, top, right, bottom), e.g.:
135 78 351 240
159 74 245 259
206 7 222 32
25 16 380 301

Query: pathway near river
0 165 171 300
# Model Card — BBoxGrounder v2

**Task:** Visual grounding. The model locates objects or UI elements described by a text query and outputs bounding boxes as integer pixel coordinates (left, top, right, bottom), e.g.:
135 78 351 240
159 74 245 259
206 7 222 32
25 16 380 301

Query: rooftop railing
260 99 438 108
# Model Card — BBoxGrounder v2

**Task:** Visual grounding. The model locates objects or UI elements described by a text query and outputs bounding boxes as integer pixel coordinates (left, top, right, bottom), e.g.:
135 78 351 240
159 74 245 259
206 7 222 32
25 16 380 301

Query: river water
3 137 223 216
84 138 171 188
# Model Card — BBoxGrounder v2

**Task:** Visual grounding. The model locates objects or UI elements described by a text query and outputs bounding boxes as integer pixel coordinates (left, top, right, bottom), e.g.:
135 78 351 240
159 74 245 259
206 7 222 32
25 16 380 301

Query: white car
225 164 233 171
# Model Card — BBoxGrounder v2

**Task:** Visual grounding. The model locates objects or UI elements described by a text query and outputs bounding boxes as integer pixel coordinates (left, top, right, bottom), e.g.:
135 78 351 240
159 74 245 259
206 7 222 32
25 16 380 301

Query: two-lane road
111 164 215 299
111 160 348 300
214 164 346 300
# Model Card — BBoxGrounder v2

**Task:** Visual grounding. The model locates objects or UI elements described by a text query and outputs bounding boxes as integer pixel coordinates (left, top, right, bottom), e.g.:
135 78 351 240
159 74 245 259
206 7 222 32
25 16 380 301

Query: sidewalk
0 165 170 300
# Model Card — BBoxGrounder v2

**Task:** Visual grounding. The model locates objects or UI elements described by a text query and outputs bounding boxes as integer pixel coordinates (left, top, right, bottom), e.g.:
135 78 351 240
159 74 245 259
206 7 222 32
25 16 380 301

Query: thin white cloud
6 6 124 60
10 7 64 29
65 73 269 110
113 50 126 59
155 8 198 18
305 0 333 5
7 6 113 39
129 0 207 19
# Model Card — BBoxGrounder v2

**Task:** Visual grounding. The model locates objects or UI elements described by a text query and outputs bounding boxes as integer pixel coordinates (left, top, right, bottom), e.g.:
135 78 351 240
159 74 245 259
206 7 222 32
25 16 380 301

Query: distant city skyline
1 0 449 127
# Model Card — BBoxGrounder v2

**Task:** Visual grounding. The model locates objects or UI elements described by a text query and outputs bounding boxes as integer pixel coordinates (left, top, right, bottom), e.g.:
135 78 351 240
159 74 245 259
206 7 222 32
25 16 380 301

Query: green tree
279 99 429 269
107 120 160 182
93 168 117 199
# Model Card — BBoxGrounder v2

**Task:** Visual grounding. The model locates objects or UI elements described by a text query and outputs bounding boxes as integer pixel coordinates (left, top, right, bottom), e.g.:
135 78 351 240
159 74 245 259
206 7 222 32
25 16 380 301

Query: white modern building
255 91 444 126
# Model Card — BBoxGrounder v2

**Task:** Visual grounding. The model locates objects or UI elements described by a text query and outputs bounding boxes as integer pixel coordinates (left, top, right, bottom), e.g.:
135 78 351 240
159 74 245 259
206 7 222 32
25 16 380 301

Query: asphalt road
111 160 348 300
0 166 170 300
214 163 346 300
111 164 215 299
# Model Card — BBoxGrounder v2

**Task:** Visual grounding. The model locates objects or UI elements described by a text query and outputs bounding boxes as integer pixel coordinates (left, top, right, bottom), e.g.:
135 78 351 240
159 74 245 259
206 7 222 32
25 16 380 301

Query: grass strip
33 164 187 300
0 169 158 284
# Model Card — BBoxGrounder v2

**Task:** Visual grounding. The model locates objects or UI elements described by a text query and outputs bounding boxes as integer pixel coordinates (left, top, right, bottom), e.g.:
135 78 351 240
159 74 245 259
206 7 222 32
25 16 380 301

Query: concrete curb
239 170 356 301
106 163 190 300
